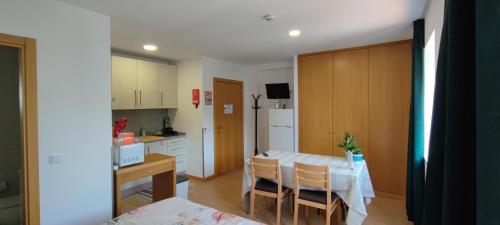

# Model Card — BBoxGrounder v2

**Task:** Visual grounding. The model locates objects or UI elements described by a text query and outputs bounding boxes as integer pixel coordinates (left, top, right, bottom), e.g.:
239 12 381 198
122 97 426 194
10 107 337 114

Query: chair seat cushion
298 190 338 204
255 179 286 193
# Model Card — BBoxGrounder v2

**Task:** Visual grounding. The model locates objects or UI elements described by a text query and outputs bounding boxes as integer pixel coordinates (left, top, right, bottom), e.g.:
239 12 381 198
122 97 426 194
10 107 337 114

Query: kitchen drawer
168 145 184 156
176 165 185 173
167 137 186 146
176 161 185 173
175 155 185 173
120 162 173 184
175 155 185 163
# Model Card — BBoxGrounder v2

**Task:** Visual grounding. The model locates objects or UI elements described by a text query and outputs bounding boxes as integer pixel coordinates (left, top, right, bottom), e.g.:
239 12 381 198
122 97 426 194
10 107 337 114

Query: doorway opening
0 33 39 225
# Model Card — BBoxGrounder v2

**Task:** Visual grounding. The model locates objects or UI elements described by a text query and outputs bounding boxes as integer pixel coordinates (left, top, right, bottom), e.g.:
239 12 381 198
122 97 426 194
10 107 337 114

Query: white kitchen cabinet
112 56 138 110
144 141 167 155
112 55 178 110
144 137 186 173
138 60 160 109
159 64 178 108
167 137 186 173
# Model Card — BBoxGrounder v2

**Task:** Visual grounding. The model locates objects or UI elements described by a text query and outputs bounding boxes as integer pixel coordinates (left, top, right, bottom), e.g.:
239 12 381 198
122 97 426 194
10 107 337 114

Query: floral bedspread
106 197 264 225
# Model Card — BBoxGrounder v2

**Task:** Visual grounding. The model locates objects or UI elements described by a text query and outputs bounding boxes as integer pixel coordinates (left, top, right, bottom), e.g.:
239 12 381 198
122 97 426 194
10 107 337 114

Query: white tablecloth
242 150 375 225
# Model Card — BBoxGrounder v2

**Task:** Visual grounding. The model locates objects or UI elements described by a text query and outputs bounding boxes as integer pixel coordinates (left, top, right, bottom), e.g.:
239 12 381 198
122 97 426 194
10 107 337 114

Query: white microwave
113 143 144 167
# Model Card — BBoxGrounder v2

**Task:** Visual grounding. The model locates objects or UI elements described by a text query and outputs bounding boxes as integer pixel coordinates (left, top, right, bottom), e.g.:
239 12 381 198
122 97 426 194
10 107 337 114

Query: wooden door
112 56 138 109
159 63 178 108
138 60 160 109
369 42 412 195
331 49 370 163
299 53 333 156
214 78 244 175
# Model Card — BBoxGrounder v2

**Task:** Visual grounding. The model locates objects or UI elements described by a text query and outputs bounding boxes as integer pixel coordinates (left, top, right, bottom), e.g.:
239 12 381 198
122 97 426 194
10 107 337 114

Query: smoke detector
262 14 276 22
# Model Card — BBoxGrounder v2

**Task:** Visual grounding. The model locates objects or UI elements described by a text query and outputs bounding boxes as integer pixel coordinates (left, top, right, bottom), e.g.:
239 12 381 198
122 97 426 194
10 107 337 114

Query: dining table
242 150 375 225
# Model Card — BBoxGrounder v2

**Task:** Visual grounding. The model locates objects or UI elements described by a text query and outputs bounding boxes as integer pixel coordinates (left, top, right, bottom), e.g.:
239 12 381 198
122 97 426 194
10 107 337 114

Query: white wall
170 58 204 177
201 57 257 177
0 1 112 225
174 57 295 178
251 61 294 151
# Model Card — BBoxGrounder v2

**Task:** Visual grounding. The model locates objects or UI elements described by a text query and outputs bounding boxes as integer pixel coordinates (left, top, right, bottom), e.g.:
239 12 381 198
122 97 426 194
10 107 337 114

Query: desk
114 153 176 216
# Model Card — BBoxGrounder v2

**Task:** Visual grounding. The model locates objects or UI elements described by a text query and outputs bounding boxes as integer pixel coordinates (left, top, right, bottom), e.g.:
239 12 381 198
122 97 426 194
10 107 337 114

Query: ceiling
61 0 426 65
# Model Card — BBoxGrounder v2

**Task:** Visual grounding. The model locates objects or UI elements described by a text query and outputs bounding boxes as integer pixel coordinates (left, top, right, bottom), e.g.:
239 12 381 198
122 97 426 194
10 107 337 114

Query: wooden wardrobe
298 40 412 196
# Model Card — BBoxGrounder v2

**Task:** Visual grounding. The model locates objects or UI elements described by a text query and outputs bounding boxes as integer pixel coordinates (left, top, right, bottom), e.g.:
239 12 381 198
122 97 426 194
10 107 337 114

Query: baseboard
184 174 216 182
375 191 405 200
184 174 203 182
203 175 216 181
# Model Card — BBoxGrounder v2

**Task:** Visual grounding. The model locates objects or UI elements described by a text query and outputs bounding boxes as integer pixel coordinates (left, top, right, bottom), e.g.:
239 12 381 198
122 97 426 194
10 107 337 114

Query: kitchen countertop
139 132 186 143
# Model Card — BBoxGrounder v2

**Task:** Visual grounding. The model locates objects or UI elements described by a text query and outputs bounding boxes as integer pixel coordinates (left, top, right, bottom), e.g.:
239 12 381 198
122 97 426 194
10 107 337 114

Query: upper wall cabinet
138 60 160 109
159 64 178 108
112 55 178 110
112 56 138 110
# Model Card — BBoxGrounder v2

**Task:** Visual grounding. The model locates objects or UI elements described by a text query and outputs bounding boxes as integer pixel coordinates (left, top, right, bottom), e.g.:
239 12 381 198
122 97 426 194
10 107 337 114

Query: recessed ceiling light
143 44 157 51
289 30 301 37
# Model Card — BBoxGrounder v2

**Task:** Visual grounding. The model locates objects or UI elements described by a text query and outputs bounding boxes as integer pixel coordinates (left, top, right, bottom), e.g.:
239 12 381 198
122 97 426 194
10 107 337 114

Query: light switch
49 153 62 165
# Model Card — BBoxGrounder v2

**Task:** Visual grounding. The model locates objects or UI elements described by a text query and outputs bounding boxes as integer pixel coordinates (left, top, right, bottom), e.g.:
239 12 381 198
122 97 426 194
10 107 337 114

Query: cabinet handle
139 90 142 106
161 91 163 107
134 90 137 108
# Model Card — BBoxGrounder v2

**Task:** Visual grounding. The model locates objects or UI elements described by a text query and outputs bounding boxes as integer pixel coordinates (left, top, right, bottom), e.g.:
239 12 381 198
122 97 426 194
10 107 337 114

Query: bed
106 197 264 225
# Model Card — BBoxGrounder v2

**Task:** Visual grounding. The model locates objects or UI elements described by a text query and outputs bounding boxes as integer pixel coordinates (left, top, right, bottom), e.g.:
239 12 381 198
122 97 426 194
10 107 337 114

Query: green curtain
406 19 425 225
476 0 500 224
421 0 476 224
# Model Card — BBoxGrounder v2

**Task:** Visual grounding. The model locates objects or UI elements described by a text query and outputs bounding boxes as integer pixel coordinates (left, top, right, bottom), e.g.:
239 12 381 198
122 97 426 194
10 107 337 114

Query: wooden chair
293 162 340 225
249 157 291 225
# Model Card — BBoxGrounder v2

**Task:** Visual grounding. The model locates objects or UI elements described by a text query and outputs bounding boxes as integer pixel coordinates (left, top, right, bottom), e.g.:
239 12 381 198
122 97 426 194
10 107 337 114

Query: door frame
0 33 39 225
213 77 244 176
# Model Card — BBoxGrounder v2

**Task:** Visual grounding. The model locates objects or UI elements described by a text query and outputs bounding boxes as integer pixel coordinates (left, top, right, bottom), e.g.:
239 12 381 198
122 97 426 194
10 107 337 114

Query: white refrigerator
269 109 294 152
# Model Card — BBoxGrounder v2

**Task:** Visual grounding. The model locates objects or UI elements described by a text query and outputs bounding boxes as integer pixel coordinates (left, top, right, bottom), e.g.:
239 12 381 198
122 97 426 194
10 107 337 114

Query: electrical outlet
49 153 62 165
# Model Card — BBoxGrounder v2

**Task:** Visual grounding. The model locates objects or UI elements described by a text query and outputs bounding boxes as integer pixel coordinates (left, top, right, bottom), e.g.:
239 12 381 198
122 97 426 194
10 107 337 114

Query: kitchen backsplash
112 109 169 135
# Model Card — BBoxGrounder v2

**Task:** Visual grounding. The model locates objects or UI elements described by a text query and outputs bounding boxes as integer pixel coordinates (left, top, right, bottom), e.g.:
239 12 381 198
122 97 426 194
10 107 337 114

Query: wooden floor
122 169 412 225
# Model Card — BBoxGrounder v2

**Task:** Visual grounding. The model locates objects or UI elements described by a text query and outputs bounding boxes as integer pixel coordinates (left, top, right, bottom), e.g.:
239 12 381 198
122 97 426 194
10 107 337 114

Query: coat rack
251 94 262 156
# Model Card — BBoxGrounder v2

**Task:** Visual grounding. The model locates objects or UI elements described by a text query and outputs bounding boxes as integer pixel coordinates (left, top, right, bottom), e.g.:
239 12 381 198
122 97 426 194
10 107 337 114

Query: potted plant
337 132 363 161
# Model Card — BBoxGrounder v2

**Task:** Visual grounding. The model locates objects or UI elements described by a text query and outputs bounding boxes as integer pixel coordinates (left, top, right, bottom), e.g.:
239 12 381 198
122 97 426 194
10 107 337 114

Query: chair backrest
294 162 331 204
250 157 281 191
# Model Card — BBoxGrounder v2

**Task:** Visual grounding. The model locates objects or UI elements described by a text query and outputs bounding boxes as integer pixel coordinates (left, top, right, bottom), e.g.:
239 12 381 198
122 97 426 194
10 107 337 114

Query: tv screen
266 83 290 99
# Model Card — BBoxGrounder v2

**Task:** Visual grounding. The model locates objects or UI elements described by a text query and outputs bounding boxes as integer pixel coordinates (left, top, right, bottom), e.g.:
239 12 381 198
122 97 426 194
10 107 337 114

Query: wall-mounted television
265 83 290 99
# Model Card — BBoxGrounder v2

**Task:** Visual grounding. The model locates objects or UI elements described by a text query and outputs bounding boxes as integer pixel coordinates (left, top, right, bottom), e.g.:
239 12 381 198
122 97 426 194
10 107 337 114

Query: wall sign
224 104 233 114
205 91 212 105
